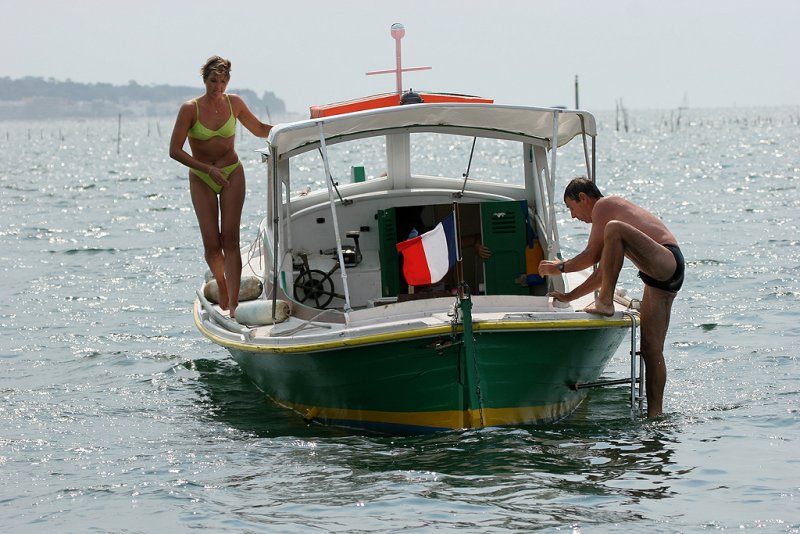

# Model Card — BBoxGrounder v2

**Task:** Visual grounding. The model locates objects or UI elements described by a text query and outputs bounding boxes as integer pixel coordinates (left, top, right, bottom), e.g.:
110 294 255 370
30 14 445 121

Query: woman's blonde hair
200 56 231 81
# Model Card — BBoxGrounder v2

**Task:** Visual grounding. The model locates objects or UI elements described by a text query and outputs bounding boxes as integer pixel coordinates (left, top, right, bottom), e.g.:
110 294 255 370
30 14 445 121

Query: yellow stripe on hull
275 396 585 431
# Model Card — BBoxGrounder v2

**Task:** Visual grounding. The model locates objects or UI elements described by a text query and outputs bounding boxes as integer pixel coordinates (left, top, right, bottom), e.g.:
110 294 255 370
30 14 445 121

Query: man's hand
549 290 571 302
538 259 562 277
474 243 491 260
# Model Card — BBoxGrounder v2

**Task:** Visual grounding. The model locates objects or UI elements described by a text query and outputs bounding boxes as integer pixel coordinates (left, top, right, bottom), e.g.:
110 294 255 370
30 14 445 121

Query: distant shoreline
1 77 797 123
0 76 287 121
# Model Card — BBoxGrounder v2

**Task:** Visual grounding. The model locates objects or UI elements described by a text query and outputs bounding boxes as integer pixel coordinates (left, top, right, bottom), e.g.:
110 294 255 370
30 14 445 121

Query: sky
4 0 799 115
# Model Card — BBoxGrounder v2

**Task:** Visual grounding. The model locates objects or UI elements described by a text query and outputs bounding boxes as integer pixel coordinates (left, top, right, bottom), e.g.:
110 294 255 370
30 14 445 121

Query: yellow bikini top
188 95 236 140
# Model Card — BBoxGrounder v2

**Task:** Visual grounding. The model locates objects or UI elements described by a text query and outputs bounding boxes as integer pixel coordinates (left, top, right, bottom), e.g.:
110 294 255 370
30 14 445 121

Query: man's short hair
564 177 603 202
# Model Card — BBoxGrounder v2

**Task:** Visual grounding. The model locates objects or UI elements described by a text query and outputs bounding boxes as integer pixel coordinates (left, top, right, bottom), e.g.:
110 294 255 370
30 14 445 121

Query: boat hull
224 323 629 434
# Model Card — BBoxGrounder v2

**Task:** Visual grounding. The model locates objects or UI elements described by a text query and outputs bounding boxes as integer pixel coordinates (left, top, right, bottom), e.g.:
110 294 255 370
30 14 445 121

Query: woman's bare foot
583 299 615 316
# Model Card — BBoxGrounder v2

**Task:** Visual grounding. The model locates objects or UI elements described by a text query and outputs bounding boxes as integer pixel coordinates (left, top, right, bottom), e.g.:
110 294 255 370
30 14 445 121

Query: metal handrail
571 310 643 419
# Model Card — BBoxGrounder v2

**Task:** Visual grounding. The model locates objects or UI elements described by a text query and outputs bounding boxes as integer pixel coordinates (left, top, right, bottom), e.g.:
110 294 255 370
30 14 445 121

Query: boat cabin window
288 137 387 196
409 133 525 185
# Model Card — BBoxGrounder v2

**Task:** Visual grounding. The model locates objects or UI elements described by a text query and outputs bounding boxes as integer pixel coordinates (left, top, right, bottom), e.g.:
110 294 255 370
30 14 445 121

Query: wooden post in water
117 113 122 155
574 75 579 109
623 101 629 133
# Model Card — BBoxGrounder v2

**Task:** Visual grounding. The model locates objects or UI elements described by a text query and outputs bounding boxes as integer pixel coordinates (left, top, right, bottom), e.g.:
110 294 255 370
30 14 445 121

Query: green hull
226 323 629 434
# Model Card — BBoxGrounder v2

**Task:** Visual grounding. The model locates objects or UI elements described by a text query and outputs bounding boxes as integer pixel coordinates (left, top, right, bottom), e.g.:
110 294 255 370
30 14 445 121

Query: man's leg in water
639 285 676 417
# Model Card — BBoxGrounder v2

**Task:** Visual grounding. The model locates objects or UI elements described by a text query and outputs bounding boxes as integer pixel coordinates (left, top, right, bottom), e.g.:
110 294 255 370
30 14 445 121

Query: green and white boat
193 27 640 433
193 95 640 433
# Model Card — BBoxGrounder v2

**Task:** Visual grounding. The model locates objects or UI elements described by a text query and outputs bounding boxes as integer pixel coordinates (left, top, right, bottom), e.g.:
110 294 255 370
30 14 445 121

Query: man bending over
538 177 685 417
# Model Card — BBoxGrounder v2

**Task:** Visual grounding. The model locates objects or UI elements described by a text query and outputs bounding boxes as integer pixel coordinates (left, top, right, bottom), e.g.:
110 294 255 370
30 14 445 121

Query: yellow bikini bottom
191 161 241 194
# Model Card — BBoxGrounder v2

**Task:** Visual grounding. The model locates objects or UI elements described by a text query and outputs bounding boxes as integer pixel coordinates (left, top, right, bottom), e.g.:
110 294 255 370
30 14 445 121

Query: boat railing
195 289 254 341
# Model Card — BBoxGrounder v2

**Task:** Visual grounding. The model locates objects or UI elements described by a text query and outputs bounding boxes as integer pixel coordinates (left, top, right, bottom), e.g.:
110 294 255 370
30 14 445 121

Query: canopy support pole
317 122 353 318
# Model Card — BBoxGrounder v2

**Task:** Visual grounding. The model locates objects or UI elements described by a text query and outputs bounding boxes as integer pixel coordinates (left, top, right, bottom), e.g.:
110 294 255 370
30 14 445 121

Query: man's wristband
558 260 566 273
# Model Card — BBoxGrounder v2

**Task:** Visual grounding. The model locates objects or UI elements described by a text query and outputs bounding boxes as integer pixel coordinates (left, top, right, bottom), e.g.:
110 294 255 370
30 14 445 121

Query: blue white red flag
396 212 458 286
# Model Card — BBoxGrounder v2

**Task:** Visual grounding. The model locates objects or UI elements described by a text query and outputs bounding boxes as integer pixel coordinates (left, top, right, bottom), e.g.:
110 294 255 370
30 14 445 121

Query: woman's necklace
207 96 224 114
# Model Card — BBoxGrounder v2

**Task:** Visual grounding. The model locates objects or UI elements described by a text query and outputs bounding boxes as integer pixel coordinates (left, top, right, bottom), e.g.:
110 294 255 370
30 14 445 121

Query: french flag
396 212 458 286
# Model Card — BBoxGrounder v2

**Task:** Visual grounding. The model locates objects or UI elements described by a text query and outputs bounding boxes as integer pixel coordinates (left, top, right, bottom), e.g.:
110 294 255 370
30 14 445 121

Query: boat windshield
285 131 528 197
410 133 525 186
288 137 387 196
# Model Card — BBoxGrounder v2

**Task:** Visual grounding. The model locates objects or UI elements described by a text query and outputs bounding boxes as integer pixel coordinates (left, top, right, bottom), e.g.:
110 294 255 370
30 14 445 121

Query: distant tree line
0 76 287 120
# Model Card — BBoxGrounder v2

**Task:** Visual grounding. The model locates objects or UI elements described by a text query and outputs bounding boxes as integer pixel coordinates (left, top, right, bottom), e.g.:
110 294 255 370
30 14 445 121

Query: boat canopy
266 103 596 160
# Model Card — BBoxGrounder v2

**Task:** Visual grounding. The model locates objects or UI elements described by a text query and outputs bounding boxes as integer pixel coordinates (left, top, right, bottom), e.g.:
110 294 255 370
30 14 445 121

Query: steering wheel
293 269 336 308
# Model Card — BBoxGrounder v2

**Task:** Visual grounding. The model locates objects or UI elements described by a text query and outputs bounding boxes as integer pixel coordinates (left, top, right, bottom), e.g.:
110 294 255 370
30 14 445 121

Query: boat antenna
366 23 432 94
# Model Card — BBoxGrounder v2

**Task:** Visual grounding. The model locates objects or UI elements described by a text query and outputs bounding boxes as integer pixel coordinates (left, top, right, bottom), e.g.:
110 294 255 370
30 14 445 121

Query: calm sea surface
1 107 798 532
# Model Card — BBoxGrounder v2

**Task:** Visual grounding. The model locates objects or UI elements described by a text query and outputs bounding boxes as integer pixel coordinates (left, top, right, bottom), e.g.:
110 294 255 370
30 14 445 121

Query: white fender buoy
235 299 290 326
203 276 263 304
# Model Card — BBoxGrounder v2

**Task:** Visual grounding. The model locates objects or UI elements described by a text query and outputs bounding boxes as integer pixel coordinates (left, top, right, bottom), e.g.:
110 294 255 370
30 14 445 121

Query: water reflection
189 357 683 528
184 357 350 439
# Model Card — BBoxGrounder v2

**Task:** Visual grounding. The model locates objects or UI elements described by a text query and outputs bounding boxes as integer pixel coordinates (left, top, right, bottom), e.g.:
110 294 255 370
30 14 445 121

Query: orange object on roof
310 92 493 118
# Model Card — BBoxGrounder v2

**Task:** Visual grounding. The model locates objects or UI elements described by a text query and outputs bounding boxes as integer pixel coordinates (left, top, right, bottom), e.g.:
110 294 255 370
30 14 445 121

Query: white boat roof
266 103 596 158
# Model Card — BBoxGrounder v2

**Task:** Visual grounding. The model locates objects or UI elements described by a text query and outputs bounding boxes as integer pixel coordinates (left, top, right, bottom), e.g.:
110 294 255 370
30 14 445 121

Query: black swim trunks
638 244 685 293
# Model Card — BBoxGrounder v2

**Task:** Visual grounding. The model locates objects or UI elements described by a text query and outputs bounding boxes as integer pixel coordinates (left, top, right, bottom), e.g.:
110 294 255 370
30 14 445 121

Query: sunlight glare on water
1 108 798 532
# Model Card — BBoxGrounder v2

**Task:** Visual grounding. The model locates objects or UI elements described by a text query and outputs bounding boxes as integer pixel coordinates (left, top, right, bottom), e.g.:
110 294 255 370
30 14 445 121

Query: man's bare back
589 196 677 248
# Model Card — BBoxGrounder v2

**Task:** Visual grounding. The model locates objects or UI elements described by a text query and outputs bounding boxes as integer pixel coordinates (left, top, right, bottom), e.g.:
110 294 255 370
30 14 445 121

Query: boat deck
195 269 638 352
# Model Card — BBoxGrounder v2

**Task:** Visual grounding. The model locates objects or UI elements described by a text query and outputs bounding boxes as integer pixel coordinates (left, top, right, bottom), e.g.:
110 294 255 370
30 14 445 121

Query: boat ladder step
571 310 644 419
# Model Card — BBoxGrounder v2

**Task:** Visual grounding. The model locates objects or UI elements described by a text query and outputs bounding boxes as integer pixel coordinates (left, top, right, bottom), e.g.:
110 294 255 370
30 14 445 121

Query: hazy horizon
4 0 799 115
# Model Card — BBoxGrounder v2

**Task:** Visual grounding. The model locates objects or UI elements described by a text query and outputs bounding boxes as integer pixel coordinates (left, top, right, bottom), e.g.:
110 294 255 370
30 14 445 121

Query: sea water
1 108 798 532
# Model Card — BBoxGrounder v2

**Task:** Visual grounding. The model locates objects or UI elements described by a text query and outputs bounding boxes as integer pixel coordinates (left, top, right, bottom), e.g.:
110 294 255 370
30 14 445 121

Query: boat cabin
258 103 596 316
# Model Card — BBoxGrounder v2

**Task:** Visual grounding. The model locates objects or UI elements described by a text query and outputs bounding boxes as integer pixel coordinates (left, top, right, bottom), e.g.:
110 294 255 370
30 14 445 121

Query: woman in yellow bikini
169 56 272 318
